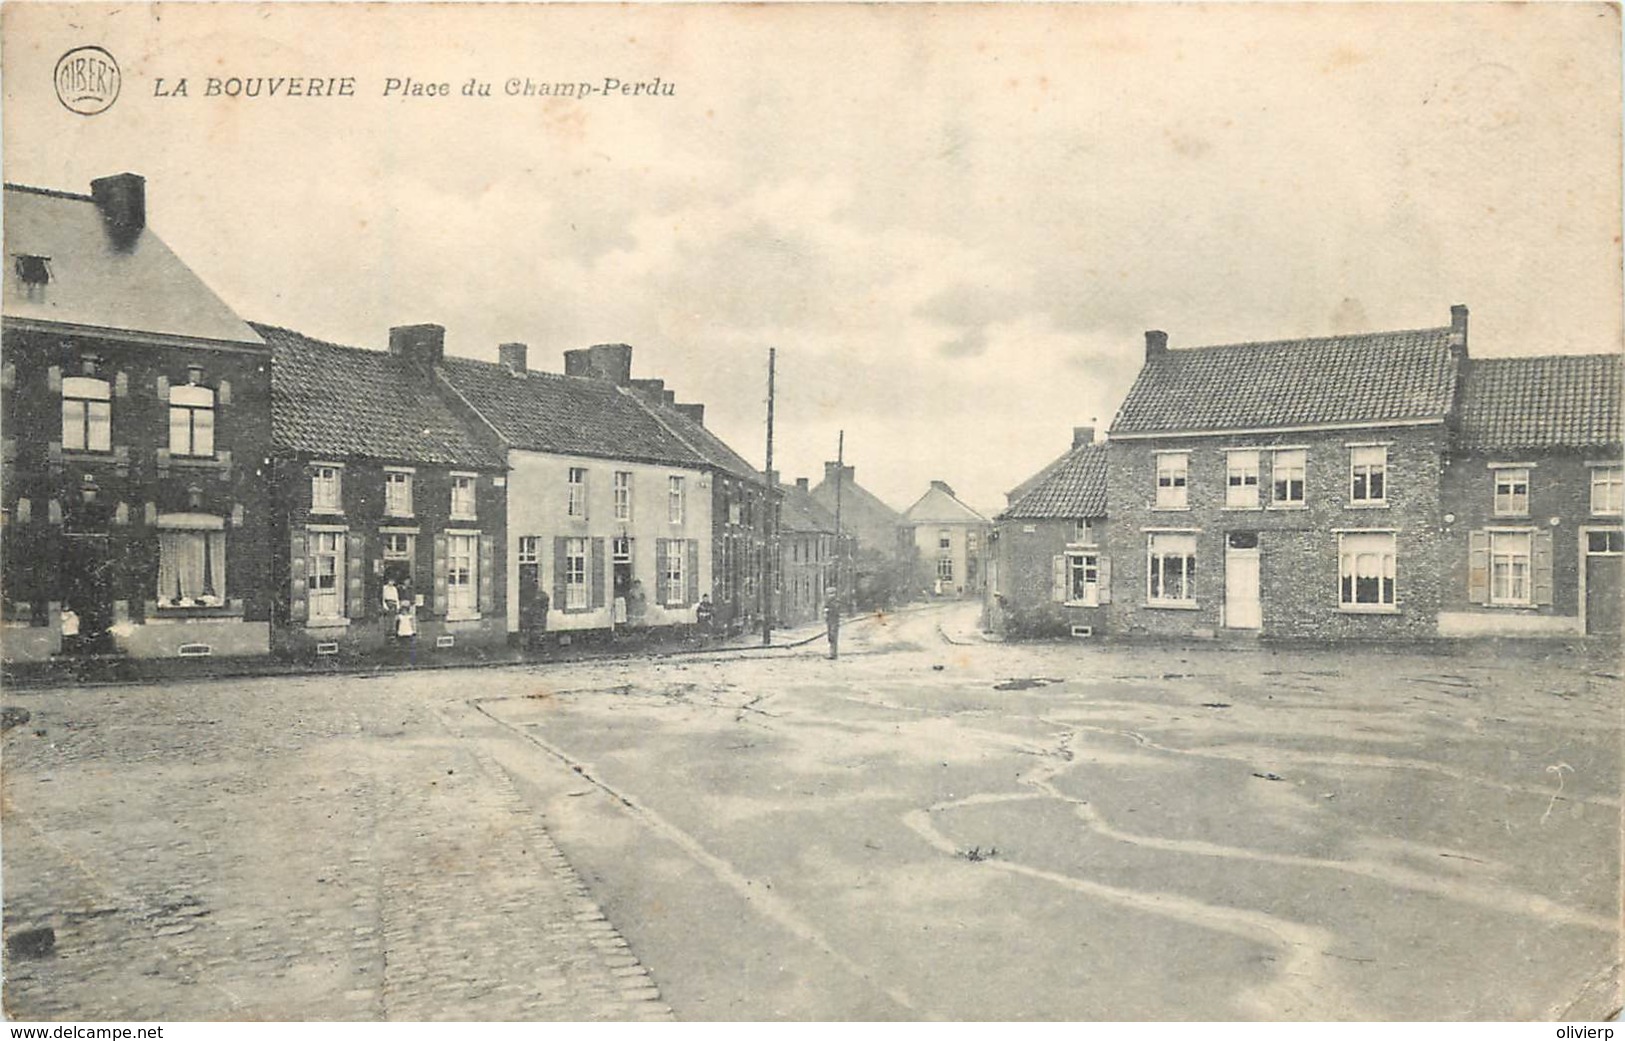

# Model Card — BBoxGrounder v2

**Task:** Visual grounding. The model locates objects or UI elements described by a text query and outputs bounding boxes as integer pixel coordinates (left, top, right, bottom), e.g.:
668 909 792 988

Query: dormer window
62 376 112 452
15 255 51 288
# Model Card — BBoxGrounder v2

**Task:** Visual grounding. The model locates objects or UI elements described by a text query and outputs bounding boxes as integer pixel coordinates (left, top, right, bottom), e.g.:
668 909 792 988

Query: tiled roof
809 475 902 553
631 395 763 482
1111 326 1459 435
1001 442 1109 520
1457 354 1622 451
902 485 989 525
780 484 838 534
437 357 709 469
4 184 263 346
256 323 503 469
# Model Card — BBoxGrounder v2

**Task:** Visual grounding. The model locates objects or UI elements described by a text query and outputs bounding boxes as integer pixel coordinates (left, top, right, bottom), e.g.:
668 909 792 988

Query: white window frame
1146 532 1197 606
1073 518 1098 545
613 471 633 522
1492 467 1530 518
1270 448 1307 508
1590 465 1623 517
1066 549 1100 607
450 472 478 522
1225 450 1260 509
381 530 415 576
662 538 685 605
310 463 344 515
1487 529 1533 607
155 520 228 609
309 529 346 621
516 536 540 565
1155 451 1189 510
446 531 478 618
1348 445 1388 506
61 376 112 453
1337 531 1397 612
564 536 588 610
169 383 216 458
668 476 685 524
567 467 587 518
383 468 414 518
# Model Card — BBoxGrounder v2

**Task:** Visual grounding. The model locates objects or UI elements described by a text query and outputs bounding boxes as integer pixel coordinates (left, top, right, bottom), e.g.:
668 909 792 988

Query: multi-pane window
383 532 415 577
1271 449 1306 506
309 531 344 619
1147 533 1196 604
1155 452 1189 509
384 470 413 517
451 475 477 520
937 530 954 582
1349 446 1387 505
1073 518 1097 544
1067 551 1100 605
612 537 632 563
447 533 477 615
516 536 540 565
1591 467 1623 516
1488 531 1532 606
311 465 343 513
563 537 588 610
1493 468 1530 517
156 528 227 607
1338 532 1396 609
1589 530 1624 554
168 384 216 457
567 467 587 518
1225 450 1260 508
61 376 111 452
662 538 685 605
613 471 633 522
668 476 685 523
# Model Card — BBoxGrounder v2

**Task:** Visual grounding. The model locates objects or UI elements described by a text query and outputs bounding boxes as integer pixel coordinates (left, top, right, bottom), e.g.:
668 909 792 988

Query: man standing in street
824 587 841 660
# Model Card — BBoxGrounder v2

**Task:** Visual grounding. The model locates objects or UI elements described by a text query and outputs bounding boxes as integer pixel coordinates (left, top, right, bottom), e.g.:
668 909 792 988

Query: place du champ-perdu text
150 75 677 100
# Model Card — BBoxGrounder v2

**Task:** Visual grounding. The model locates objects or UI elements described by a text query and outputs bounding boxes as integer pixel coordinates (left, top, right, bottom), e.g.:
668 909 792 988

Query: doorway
612 537 633 625
1224 532 1261 630
1584 528 1622 637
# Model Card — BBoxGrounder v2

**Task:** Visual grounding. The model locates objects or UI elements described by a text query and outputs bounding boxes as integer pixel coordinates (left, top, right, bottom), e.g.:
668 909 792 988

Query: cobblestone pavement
2 675 671 1021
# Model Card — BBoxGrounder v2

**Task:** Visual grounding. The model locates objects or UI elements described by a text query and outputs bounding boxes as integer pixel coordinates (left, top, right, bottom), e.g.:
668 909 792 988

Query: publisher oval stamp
55 46 121 116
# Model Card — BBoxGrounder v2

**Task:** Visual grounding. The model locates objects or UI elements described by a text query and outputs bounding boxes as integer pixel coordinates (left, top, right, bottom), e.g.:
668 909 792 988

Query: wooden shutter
554 536 568 606
686 540 700 607
346 531 367 619
1533 529 1555 606
46 365 61 393
1052 555 1067 603
654 540 669 606
154 374 169 399
289 530 308 622
479 533 496 615
1098 555 1112 605
1467 530 1489 605
432 532 448 615
217 379 232 406
588 538 604 609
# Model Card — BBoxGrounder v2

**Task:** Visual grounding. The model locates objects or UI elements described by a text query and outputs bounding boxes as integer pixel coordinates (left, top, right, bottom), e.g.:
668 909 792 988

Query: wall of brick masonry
993 517 1110 635
1105 425 1451 640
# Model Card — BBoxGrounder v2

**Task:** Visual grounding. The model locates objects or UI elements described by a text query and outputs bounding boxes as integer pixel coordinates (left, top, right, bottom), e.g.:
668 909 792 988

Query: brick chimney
389 324 446 371
629 377 665 400
824 461 855 485
498 342 528 376
1072 425 1095 449
1449 304 1469 357
1145 330 1169 361
564 343 633 385
90 173 145 249
675 403 705 426
661 389 676 406
796 477 809 492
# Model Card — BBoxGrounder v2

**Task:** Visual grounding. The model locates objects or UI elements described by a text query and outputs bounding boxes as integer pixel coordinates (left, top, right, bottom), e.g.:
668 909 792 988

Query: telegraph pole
761 348 776 646
829 429 844 659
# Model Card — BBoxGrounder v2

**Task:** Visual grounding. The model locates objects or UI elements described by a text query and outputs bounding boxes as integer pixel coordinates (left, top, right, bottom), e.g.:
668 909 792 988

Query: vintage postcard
1 1 1619 1026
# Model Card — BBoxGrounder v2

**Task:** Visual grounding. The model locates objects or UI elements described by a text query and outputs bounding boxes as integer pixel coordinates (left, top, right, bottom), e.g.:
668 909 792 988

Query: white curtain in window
158 531 183 600
207 531 226 597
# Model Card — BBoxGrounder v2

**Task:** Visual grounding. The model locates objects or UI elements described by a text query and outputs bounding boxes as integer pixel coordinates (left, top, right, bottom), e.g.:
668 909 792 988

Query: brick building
989 427 1110 638
777 476 846 627
1105 309 1467 640
809 461 908 608
901 480 991 599
1439 353 1623 637
259 323 509 658
2 175 274 662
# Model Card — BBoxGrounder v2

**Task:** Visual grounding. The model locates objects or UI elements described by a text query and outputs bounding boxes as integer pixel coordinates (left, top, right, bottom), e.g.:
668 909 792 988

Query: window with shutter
590 537 606 609
686 540 700 606
479 533 496 615
1532 530 1554 606
346 532 367 619
1051 555 1066 603
1097 556 1112 605
1466 531 1489 605
432 533 449 614
288 530 309 622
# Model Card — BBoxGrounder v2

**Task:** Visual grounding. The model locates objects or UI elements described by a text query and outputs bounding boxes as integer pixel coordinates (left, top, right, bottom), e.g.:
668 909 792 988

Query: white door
1225 537 1261 630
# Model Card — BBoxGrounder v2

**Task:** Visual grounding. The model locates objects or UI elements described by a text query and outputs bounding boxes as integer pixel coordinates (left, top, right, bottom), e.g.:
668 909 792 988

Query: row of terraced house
989 307 1624 641
0 173 838 665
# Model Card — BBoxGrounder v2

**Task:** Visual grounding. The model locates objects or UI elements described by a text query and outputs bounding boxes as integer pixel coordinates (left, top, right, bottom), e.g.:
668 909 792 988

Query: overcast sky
5 3 1619 514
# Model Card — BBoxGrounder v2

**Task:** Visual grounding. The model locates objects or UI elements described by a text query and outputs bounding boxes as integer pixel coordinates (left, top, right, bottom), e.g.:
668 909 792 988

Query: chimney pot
89 173 146 248
498 342 528 376
1145 330 1169 360
1072 425 1096 449
1449 304 1469 356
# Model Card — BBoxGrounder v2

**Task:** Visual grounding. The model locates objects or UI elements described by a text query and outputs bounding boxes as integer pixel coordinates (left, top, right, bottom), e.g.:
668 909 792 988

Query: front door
1585 529 1623 637
60 533 114 653
1225 532 1261 630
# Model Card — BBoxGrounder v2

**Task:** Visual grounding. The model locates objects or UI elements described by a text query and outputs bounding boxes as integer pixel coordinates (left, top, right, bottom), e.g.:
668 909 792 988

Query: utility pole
829 429 844 659
761 348 776 646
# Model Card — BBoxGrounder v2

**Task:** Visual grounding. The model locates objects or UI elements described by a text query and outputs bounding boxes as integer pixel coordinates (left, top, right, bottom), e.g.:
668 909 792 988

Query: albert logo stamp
55 46 121 115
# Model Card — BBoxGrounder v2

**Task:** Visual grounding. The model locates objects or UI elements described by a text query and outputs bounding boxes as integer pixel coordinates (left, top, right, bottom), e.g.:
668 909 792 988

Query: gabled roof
1457 354 1622 451
902 483 989 525
780 483 839 534
3 184 263 347
630 394 763 483
256 323 503 469
809 470 902 552
437 357 709 469
1110 326 1459 436
1001 442 1109 520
